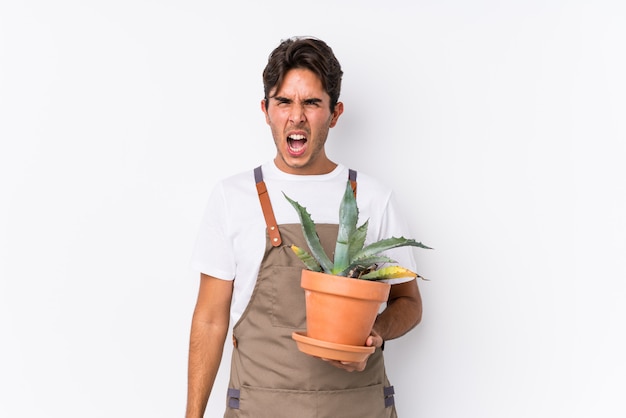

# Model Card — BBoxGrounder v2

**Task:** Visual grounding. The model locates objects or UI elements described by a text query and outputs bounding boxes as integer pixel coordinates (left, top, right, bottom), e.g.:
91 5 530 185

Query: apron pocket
269 266 306 329
226 384 391 418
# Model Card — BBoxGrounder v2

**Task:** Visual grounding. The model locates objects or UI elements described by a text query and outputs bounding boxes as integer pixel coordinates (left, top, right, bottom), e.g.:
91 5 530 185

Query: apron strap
349 168 357 197
255 166 282 247
254 166 358 248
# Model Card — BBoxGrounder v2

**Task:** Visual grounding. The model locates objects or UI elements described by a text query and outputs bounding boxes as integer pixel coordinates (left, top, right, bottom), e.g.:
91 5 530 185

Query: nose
288 104 306 124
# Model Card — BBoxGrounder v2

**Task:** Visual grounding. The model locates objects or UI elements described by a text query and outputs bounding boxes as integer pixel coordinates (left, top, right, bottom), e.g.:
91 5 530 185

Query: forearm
185 319 229 418
373 280 422 342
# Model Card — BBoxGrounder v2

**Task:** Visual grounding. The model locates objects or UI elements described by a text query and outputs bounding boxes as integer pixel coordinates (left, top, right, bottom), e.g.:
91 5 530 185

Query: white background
1 1 625 417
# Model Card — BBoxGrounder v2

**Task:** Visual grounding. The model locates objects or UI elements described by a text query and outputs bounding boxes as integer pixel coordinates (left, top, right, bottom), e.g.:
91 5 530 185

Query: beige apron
224 167 397 418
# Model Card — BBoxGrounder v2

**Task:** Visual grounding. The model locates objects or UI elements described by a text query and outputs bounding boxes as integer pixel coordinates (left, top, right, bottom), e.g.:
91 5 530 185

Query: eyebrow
272 96 323 105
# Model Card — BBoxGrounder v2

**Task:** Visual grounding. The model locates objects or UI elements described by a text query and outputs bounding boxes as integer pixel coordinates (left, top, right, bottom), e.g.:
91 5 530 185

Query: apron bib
224 167 397 418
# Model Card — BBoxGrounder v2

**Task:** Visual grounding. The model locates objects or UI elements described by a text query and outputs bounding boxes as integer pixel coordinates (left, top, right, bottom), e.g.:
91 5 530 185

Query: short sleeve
190 182 237 280
377 190 418 284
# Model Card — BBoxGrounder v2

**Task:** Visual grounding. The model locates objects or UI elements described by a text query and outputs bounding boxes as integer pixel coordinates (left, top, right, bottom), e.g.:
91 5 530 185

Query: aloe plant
283 181 431 280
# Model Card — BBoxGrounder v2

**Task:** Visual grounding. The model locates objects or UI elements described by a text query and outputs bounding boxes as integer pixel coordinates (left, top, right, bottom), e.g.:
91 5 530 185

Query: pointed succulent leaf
332 181 359 274
290 245 322 272
348 220 369 263
283 192 333 273
360 265 418 281
354 237 432 260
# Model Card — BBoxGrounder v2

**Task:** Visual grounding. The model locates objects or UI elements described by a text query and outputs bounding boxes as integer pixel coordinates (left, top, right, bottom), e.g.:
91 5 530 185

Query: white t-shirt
190 161 418 324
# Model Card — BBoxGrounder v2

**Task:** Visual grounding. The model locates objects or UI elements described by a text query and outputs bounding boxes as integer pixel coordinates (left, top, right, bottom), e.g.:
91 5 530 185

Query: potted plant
284 180 430 361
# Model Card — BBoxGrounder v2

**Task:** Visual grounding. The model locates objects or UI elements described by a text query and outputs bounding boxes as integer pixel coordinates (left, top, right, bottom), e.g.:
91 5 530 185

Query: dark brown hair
262 37 343 111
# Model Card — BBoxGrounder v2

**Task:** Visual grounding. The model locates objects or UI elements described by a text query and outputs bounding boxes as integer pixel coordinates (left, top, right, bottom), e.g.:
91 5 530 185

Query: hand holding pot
321 330 383 372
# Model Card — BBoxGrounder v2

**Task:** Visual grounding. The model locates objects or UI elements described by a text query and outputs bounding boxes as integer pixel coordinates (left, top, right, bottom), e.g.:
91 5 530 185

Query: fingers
366 333 383 348
321 358 367 372
316 331 381 372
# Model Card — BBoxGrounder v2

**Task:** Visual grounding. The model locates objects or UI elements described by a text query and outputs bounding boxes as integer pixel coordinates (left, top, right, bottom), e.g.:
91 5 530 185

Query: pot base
292 331 375 363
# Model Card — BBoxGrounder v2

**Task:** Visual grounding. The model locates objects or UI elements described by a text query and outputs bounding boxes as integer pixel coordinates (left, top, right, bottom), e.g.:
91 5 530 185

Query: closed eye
274 97 292 105
272 96 323 107
303 99 322 106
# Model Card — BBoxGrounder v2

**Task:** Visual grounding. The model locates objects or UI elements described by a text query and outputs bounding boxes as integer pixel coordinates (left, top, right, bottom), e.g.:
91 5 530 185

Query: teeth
289 134 306 140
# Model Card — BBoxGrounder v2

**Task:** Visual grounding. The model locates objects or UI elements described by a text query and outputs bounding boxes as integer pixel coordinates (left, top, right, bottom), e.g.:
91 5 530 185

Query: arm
185 273 233 418
325 279 422 372
373 278 422 342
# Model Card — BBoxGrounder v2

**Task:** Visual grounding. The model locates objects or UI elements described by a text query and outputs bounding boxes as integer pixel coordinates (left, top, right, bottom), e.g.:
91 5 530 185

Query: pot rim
300 269 391 302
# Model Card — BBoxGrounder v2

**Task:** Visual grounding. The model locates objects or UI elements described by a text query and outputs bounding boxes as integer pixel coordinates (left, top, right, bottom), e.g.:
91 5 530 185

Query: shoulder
206 166 260 203
199 166 263 221
352 169 390 191
218 167 257 189
351 169 394 206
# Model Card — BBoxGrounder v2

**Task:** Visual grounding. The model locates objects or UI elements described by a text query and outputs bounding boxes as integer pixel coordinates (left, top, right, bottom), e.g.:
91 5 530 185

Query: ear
329 101 344 128
261 99 270 124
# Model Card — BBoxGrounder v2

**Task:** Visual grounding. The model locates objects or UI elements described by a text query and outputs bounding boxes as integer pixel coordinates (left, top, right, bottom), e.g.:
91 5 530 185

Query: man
186 36 422 418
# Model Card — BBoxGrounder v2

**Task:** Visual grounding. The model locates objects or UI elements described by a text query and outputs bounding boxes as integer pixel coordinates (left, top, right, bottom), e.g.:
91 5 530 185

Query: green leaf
354 237 432 260
290 245 322 272
283 192 334 273
348 220 369 263
332 181 359 274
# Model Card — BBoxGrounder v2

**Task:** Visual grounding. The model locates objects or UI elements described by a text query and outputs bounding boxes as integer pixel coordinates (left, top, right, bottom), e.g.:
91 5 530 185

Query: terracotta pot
300 270 391 346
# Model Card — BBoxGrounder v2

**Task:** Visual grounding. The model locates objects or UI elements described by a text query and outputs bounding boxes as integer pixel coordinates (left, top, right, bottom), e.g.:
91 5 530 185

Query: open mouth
287 134 307 155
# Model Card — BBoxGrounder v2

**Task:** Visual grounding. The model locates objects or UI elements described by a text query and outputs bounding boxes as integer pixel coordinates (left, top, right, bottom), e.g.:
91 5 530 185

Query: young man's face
262 68 343 175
